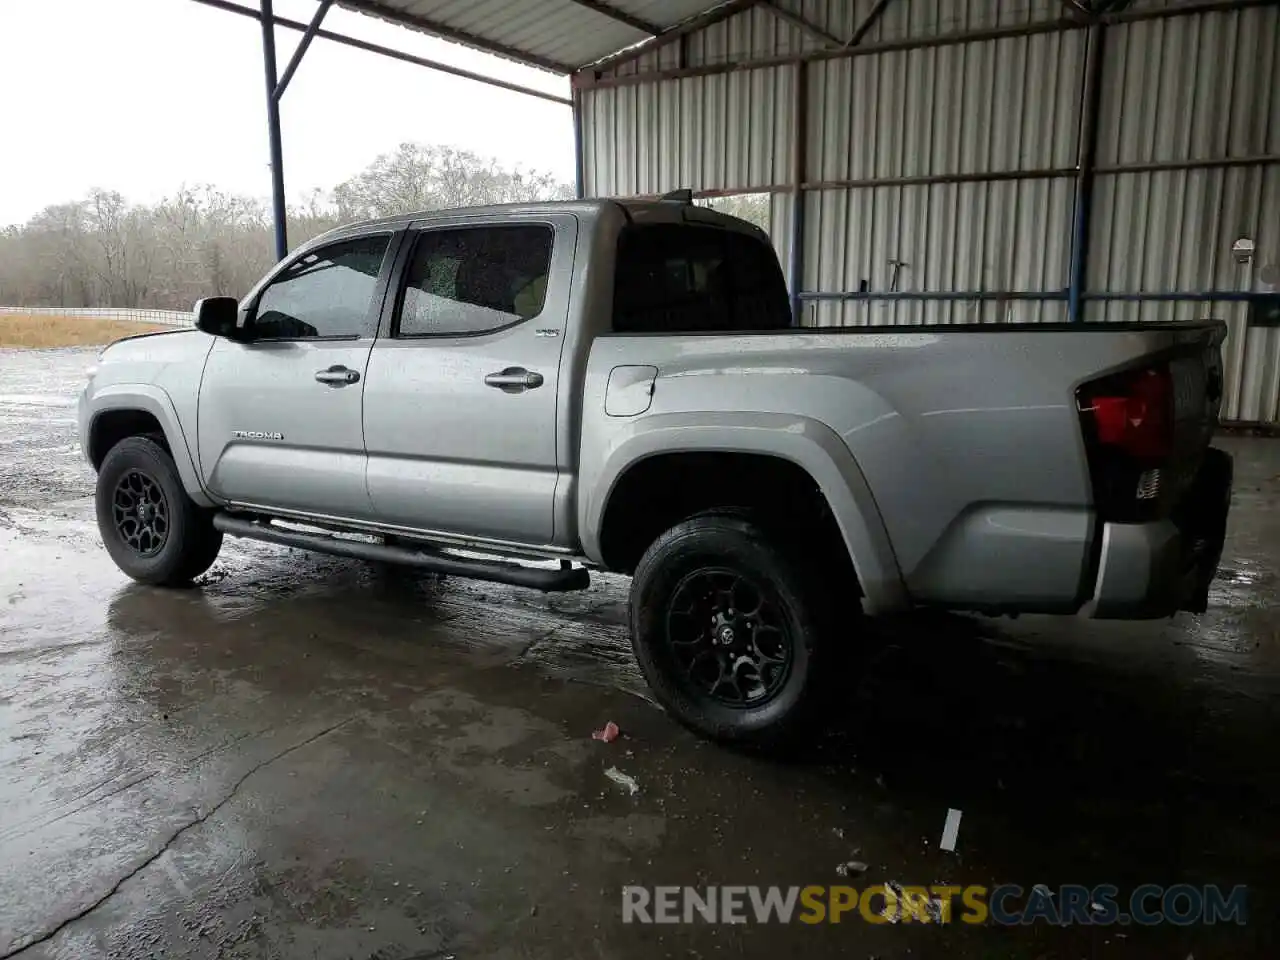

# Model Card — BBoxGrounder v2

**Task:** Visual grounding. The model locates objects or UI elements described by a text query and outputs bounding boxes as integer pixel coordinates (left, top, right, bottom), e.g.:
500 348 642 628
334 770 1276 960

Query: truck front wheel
95 436 222 586
629 514 829 747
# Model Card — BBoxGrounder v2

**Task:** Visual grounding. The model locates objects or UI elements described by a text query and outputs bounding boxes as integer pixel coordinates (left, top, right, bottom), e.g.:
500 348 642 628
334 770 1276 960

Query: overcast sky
0 0 575 226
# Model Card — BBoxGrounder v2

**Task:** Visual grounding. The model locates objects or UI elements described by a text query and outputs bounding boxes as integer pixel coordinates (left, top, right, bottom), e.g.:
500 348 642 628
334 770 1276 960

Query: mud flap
1177 447 1233 614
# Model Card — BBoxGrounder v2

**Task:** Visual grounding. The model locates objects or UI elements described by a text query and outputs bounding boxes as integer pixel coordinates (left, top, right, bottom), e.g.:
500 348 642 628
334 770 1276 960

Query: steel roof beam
567 0 661 35
759 1 842 48
576 0 760 77
846 0 895 47
189 0 572 104
274 0 332 100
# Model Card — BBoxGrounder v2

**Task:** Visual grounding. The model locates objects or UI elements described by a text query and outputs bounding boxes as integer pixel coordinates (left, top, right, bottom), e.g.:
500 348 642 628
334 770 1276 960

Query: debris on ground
592 721 620 743
604 766 640 796
939 807 962 852
1031 883 1053 897
835 860 868 877
832 827 844 840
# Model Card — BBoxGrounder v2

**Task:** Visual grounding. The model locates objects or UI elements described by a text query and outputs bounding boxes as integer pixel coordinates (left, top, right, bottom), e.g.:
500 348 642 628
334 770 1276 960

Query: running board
212 514 591 592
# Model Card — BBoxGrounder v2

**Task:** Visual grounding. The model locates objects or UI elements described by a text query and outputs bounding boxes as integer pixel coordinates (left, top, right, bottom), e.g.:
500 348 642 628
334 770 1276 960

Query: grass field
0 314 172 348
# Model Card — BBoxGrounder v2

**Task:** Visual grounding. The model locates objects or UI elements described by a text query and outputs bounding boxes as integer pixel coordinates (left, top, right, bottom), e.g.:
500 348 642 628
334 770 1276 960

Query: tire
95 436 223 586
629 513 831 747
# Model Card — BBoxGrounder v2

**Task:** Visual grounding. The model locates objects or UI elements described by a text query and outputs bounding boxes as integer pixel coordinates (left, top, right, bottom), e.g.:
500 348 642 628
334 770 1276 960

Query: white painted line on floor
939 807 963 852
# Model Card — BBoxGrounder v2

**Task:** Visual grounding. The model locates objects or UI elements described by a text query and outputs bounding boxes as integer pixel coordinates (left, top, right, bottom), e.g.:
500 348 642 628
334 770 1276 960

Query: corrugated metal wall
577 0 1280 422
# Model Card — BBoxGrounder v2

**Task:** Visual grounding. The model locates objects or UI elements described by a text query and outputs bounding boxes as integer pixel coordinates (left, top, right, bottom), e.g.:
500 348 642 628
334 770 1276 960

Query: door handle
484 367 544 392
315 365 360 386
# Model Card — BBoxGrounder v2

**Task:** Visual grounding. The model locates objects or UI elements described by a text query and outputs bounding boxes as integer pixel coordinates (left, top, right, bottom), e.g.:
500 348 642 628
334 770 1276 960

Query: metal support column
1067 20 1106 322
260 0 288 261
788 60 808 326
572 88 587 199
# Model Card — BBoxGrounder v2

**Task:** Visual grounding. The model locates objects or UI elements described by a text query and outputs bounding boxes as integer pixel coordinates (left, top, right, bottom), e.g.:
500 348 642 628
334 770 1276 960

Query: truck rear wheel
95 436 222 586
629 513 829 747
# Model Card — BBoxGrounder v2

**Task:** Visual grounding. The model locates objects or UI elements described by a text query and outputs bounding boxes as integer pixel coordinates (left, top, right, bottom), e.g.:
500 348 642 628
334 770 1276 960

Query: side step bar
212 514 591 593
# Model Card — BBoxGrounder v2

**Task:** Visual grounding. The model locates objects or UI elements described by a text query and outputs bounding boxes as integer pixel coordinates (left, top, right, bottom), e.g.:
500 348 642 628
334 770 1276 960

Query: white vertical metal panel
808 30 1084 181
1084 4 1280 423
601 34 682 78
581 67 793 196
683 3 815 66
1088 165 1280 294
1095 5 1280 167
803 178 1074 315
770 192 795 290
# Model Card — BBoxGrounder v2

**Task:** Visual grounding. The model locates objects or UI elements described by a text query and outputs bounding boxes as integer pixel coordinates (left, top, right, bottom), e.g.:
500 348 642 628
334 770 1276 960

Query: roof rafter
188 0 572 103
567 0 662 36
576 0 760 76
758 1 843 48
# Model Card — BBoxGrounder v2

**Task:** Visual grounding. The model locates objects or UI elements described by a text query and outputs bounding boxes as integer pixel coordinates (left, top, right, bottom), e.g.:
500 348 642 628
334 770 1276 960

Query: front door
362 216 574 546
197 232 397 519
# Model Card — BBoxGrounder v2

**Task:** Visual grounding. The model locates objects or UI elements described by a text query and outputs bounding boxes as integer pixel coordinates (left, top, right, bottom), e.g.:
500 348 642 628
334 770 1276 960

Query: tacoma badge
232 430 284 441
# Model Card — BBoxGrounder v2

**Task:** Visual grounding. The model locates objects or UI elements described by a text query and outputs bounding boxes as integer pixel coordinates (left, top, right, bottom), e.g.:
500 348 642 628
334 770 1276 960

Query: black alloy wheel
665 567 794 706
111 468 171 557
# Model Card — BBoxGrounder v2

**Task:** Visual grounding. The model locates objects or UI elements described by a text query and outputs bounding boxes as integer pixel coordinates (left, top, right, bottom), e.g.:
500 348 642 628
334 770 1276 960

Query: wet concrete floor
2 346 1278 958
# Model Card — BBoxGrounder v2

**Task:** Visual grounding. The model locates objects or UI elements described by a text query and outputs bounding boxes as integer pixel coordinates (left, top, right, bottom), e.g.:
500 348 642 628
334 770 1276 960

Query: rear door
197 232 397 519
362 215 574 546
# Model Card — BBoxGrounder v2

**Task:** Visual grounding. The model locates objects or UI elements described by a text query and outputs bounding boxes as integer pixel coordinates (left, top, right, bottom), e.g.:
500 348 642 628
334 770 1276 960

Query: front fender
580 412 907 614
81 383 215 508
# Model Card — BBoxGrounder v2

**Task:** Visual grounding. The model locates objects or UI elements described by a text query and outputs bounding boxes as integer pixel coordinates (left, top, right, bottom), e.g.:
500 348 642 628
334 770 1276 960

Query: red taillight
1083 367 1173 460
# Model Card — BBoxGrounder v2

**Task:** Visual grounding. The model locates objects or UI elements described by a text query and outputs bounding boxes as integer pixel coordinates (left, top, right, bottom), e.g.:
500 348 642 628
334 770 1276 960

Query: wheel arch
86 385 214 507
582 413 907 614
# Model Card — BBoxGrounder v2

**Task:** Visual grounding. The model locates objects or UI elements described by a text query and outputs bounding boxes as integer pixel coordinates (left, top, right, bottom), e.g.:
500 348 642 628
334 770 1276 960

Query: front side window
252 234 390 339
612 224 790 333
398 224 553 337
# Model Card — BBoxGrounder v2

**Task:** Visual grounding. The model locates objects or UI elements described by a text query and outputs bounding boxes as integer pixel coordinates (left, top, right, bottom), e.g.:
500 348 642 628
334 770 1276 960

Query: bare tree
0 143 573 309
332 143 573 221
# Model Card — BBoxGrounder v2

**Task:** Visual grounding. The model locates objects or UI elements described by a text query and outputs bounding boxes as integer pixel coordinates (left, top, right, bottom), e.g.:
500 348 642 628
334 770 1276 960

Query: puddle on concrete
2 346 1279 958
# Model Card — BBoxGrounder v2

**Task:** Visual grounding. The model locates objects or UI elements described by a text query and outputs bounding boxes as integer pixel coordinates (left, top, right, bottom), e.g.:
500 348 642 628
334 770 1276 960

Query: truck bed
578 319 1226 614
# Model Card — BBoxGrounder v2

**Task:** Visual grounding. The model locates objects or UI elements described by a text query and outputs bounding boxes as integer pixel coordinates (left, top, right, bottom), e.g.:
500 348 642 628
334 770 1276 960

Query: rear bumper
1082 448 1233 619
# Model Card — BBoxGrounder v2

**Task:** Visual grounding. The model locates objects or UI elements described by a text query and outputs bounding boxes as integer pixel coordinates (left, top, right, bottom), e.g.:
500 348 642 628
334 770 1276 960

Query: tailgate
1167 322 1227 500
1076 320 1227 522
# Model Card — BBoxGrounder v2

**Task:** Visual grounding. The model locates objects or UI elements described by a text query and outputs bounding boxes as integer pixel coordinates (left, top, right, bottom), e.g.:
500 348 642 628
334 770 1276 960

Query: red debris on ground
592 721 620 743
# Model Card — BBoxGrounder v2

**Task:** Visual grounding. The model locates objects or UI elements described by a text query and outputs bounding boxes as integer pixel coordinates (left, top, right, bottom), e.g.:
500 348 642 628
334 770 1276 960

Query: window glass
252 235 390 339
398 225 554 337
612 225 790 334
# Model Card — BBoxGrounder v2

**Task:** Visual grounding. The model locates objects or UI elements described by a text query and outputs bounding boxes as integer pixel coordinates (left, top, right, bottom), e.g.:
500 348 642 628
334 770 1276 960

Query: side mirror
193 296 245 340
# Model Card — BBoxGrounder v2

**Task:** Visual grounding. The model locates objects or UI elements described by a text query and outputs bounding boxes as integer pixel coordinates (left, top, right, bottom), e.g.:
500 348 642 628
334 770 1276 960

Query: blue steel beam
260 0 288 261
1067 20 1106 321
274 0 332 101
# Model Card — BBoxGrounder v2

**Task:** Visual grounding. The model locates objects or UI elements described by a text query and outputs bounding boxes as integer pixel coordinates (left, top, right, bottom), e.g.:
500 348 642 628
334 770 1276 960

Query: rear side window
252 234 390 339
397 224 553 337
612 224 790 333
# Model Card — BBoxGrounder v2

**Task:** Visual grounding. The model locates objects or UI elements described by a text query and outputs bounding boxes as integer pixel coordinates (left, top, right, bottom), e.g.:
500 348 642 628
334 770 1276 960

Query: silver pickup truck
78 197 1232 745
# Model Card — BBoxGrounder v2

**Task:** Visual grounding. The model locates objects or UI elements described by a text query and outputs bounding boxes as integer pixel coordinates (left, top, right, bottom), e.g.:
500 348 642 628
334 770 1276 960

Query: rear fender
581 412 907 614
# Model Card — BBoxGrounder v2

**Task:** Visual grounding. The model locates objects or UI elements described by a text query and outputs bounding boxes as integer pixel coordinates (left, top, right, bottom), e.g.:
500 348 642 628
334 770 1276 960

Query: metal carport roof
336 0 736 73
188 0 759 259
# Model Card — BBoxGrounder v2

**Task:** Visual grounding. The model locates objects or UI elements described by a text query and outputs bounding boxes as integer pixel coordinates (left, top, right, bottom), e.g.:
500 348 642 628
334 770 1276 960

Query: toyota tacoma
77 196 1233 745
